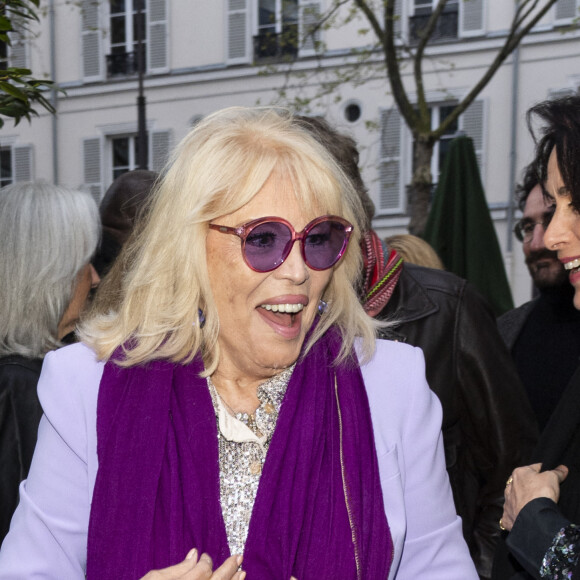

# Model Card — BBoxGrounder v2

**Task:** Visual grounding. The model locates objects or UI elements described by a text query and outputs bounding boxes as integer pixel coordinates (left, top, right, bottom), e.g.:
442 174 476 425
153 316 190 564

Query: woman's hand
140 550 245 579
501 463 569 531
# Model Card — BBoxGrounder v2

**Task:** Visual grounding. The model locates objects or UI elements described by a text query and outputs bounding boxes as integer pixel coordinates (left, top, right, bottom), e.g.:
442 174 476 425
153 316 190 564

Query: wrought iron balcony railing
253 27 299 62
106 50 145 77
409 9 459 44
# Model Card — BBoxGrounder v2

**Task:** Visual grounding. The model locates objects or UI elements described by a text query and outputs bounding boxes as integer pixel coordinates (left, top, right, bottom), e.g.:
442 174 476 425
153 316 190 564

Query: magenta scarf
86 326 392 579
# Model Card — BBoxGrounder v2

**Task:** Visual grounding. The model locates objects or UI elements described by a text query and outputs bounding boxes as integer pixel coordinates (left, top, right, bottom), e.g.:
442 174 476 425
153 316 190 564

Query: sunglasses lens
304 220 349 270
244 221 292 272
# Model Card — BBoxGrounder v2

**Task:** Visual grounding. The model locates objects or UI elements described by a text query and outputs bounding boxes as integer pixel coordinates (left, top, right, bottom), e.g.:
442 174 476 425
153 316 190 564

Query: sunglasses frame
209 215 353 273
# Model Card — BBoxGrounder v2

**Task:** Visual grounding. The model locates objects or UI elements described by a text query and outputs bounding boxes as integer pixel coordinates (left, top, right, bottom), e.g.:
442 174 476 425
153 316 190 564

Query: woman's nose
543 210 567 251
276 240 309 284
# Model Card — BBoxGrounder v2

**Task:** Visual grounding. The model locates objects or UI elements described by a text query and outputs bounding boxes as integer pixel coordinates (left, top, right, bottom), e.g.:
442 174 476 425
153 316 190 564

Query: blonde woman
0 108 476 579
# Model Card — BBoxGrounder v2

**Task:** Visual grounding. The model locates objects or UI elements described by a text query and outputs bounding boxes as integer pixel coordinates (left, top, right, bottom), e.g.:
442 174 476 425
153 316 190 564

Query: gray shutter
8 16 28 69
461 99 485 176
299 2 321 55
82 0 103 81
83 137 102 202
227 0 250 64
393 0 402 37
460 0 484 36
14 145 32 182
379 108 403 213
151 130 171 173
555 0 577 20
148 0 168 73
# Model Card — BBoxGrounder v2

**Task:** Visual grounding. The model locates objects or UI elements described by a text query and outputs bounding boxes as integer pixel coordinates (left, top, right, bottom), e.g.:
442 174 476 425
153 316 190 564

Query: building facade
3 0 580 304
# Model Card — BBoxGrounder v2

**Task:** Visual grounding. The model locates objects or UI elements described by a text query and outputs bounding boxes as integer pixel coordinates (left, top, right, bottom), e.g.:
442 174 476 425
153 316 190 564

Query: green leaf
0 81 29 102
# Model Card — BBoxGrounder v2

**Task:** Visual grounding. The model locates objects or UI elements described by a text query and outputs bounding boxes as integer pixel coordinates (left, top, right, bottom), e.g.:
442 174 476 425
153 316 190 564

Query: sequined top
207 365 294 556
540 524 580 579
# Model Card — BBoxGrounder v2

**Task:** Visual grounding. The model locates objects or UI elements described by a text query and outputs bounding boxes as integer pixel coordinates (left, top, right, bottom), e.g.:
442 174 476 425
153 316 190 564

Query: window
111 135 148 179
412 104 458 184
107 0 147 77
254 0 298 61
0 144 33 186
83 130 171 200
410 0 459 42
82 0 168 82
408 0 484 43
554 0 580 22
378 99 485 216
226 0 321 65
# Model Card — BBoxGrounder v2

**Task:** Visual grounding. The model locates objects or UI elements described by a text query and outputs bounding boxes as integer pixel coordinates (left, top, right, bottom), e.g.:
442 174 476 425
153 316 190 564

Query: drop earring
196 308 205 328
317 300 328 316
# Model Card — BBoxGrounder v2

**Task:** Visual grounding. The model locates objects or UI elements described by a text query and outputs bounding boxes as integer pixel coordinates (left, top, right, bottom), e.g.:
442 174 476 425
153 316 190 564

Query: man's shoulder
496 299 537 348
402 263 467 296
497 300 536 329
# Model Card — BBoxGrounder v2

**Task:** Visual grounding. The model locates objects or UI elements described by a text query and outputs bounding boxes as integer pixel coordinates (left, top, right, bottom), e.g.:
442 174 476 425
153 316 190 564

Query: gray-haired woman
0 182 100 543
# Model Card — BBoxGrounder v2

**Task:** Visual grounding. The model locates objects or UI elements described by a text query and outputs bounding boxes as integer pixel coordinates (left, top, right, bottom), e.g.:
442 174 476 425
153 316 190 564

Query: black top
511 284 580 431
0 355 43 543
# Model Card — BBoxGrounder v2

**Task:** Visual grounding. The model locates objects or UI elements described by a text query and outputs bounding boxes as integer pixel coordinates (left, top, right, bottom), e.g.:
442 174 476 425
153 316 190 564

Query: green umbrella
422 135 513 316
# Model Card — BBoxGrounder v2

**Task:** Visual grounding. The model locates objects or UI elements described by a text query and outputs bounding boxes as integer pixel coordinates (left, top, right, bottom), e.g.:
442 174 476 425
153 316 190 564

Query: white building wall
4 0 580 306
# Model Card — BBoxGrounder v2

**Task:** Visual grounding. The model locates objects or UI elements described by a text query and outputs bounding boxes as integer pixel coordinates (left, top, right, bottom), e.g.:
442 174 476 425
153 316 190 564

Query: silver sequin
207 364 294 556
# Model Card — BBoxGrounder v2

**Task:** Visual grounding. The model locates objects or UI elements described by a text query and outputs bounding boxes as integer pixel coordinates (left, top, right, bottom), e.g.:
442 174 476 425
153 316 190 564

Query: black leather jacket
375 264 538 579
0 355 43 543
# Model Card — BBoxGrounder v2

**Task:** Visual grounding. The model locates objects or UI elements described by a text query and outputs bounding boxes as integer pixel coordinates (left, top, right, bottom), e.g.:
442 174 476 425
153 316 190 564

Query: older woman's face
206 174 334 381
543 148 580 309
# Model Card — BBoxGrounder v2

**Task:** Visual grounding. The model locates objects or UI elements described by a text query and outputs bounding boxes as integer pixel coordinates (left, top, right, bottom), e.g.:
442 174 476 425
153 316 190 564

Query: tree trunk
407 137 434 236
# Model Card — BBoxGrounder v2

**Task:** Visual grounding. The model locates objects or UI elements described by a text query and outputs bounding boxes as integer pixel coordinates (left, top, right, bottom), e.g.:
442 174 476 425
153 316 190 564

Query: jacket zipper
334 375 362 580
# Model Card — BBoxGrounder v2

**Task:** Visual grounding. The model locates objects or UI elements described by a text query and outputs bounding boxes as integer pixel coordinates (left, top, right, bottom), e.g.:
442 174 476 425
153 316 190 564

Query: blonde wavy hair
80 107 380 373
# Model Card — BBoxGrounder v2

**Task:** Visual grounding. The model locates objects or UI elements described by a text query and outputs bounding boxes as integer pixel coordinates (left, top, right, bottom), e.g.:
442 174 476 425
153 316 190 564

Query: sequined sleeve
540 524 580 579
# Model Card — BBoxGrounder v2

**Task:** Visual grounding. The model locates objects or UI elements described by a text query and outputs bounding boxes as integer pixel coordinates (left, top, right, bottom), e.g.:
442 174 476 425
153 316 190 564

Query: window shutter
461 99 485 177
82 0 103 81
379 108 403 214
227 0 250 64
8 17 28 69
460 0 484 37
14 145 32 182
151 130 171 173
299 2 321 56
83 137 102 202
148 0 168 73
393 0 402 37
555 0 577 21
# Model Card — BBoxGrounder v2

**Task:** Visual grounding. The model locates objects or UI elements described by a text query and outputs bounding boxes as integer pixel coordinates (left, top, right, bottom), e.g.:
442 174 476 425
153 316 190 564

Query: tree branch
433 0 559 140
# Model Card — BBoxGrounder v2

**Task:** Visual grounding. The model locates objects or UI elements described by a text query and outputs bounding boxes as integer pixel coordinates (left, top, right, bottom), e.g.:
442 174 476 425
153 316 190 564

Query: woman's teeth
260 303 304 314
564 258 580 271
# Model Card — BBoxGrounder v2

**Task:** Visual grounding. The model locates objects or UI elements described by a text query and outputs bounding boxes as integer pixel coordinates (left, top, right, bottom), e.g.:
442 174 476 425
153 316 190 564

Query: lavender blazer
0 340 477 579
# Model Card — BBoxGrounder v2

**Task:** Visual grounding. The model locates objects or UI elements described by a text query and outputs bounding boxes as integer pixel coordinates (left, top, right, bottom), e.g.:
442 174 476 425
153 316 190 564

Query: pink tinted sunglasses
209 215 353 273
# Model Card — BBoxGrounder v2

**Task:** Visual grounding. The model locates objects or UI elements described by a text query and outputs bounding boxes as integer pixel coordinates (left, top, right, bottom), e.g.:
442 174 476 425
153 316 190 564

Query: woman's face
543 148 580 309
206 174 334 382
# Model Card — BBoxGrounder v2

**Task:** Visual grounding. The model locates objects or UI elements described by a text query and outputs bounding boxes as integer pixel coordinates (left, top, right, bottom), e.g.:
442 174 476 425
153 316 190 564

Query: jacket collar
377 265 439 342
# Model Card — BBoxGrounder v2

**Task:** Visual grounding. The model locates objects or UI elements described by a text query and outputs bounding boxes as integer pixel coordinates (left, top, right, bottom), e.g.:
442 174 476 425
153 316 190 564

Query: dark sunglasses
209 215 353 273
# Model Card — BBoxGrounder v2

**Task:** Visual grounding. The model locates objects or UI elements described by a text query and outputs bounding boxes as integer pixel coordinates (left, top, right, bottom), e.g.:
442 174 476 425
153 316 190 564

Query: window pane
0 148 12 184
111 15 126 46
110 0 125 15
440 105 458 135
259 0 276 27
112 137 130 168
134 0 146 12
282 0 298 25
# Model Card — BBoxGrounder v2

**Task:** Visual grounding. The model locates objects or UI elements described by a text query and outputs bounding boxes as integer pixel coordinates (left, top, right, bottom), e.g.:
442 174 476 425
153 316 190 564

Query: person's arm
0 344 102 578
365 341 478 579
501 463 577 579
456 282 539 575
506 497 579 579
